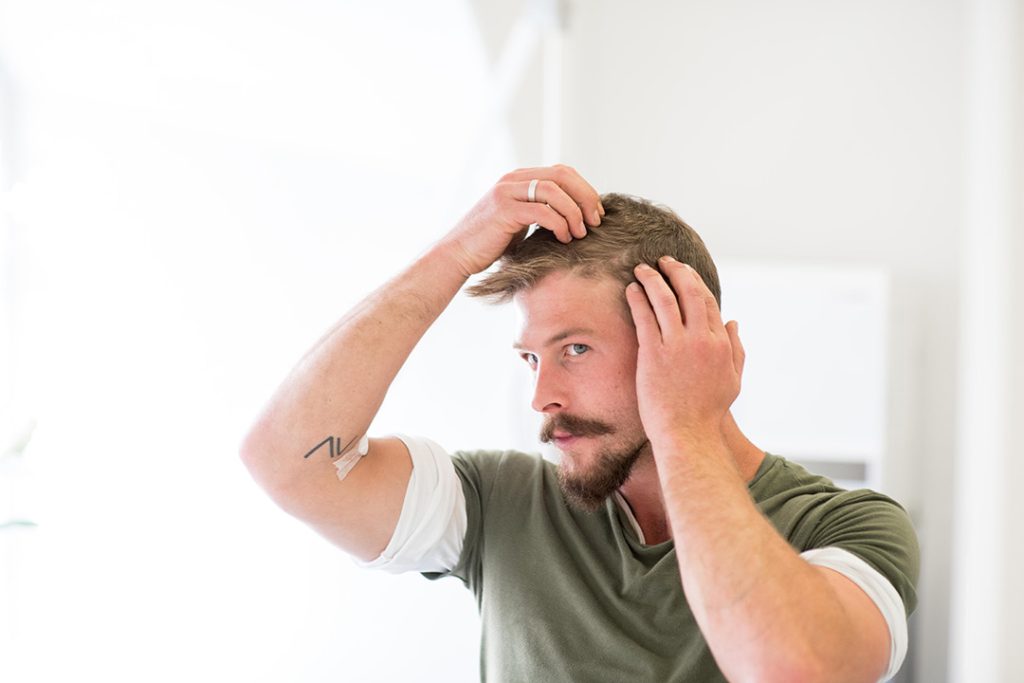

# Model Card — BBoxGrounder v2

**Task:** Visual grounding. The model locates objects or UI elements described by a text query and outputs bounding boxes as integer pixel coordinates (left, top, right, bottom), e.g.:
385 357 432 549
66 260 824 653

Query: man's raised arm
238 165 603 563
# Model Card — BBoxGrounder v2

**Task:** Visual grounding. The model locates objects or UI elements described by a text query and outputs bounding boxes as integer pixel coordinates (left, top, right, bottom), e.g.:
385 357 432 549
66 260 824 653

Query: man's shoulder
752 453 900 507
754 453 920 600
752 453 916 545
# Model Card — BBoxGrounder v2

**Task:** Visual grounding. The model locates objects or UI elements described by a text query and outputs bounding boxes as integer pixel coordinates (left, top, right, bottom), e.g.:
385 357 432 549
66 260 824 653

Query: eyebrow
512 327 597 351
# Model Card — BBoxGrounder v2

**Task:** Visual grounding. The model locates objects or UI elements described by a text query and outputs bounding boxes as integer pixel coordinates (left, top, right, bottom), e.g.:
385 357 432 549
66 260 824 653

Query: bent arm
238 242 470 561
627 258 898 681
238 165 604 563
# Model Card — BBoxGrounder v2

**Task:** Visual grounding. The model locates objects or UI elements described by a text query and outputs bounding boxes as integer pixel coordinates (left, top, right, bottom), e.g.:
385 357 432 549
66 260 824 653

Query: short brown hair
464 192 721 308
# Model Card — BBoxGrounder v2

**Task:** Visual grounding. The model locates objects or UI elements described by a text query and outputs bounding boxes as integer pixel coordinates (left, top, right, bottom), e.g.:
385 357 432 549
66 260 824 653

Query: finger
653 256 713 333
625 281 662 346
520 179 587 239
662 257 726 333
511 201 572 243
504 164 603 227
725 320 745 377
692 267 726 331
655 256 708 332
633 263 683 340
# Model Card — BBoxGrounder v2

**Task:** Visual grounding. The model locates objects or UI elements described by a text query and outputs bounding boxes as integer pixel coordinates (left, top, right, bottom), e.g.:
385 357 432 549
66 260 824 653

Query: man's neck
616 412 764 545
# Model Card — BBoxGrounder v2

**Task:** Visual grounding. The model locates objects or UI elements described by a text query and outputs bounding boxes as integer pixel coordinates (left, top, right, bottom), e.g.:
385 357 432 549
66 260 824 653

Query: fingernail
599 204 606 216
592 210 601 225
660 255 675 263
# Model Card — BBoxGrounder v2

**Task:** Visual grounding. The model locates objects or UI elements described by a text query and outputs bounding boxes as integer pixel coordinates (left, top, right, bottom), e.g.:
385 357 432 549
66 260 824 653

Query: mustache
539 413 615 443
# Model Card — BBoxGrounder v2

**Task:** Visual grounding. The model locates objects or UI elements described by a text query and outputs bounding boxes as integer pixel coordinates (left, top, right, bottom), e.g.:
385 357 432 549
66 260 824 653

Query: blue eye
521 353 538 367
567 343 589 356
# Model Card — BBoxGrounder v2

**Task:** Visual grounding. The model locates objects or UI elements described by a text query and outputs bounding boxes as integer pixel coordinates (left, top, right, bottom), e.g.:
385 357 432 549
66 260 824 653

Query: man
239 165 919 682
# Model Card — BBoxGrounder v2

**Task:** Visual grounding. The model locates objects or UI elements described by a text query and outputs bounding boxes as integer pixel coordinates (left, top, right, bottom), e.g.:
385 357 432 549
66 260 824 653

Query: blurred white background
0 1 1021 682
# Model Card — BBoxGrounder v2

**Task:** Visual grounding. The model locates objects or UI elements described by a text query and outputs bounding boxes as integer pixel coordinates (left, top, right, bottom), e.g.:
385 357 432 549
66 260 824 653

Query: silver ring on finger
527 178 539 203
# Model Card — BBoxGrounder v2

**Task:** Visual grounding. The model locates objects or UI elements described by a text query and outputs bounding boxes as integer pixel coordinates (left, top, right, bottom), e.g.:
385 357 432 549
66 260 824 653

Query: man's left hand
624 256 745 447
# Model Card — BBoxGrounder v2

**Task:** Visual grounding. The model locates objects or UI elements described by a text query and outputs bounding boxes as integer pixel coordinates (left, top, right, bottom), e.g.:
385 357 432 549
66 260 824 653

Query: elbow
238 433 321 523
238 432 265 480
238 431 288 495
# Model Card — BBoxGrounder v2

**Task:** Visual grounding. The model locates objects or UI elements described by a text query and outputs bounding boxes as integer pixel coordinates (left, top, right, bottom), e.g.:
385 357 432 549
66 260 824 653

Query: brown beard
556 439 647 513
540 413 647 513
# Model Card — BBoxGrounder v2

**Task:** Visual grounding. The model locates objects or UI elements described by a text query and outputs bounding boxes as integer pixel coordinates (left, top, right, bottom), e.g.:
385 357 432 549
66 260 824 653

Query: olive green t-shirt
422 450 920 682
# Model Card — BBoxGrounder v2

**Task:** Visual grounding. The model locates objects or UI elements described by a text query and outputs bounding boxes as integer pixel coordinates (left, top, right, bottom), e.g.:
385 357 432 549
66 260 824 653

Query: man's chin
555 448 602 480
554 440 647 513
557 480 609 514
557 464 623 514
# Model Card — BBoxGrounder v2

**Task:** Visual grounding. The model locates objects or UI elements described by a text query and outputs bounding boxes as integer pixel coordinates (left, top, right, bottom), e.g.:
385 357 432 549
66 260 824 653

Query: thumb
725 320 745 379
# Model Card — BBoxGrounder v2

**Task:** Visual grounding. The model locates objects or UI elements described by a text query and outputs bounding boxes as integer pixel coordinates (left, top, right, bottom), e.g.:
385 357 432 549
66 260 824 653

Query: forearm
239 240 469 485
654 435 863 682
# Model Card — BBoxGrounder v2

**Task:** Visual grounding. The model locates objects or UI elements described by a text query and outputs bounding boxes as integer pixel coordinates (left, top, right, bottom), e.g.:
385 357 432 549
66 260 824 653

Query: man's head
465 193 721 513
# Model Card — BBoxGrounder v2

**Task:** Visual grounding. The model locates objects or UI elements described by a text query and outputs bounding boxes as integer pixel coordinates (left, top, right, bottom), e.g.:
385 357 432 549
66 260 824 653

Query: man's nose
531 361 568 413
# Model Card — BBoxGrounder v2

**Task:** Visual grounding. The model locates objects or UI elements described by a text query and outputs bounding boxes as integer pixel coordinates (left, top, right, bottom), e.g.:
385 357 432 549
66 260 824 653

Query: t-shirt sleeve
419 450 497 596
797 491 921 617
348 434 466 574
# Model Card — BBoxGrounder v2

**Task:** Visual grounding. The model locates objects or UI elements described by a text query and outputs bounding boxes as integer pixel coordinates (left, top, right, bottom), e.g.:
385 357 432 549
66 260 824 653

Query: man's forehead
511 271 625 346
516 269 620 302
513 271 618 313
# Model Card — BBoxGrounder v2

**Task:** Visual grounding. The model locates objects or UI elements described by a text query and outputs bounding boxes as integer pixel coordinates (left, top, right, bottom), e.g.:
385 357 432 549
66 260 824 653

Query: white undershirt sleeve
800 546 908 682
349 434 466 574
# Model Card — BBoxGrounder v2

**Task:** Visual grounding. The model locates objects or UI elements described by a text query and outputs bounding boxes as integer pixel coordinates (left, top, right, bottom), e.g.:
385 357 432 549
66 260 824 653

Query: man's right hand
440 165 605 277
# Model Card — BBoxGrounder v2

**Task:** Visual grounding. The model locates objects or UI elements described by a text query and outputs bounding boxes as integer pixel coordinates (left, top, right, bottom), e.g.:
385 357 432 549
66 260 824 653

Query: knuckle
653 291 676 306
538 178 555 193
499 169 523 183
